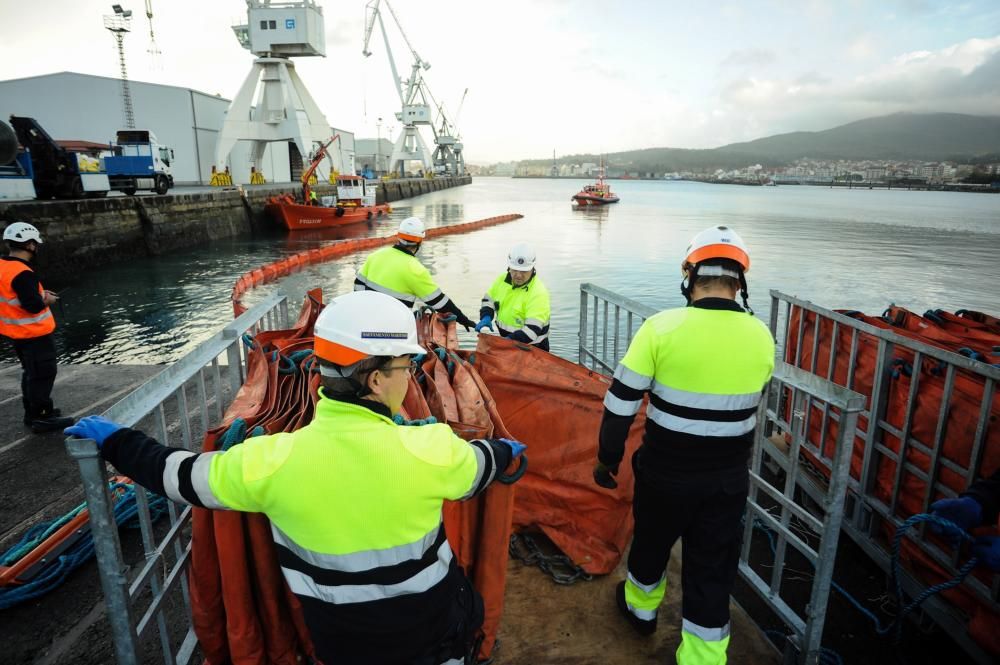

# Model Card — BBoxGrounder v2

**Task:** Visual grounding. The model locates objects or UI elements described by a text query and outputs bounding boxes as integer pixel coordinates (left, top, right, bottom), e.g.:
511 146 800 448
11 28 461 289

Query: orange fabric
0 260 55 339
472 334 645 574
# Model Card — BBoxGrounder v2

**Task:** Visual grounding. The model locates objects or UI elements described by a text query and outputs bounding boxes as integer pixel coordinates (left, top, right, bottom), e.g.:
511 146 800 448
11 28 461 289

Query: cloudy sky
1 0 998 163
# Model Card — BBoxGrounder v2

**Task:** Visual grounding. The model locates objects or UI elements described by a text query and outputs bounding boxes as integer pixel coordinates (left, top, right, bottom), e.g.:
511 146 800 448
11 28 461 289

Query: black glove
593 461 619 489
457 313 476 332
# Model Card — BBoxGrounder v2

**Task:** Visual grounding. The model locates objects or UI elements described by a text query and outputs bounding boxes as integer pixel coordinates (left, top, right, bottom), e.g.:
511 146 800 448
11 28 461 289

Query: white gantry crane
215 0 334 185
429 87 466 176
362 0 435 177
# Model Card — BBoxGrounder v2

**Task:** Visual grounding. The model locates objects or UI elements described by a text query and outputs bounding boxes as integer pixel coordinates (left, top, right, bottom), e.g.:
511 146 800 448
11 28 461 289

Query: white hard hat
398 216 426 242
507 241 536 271
314 291 426 367
683 225 749 272
3 221 43 244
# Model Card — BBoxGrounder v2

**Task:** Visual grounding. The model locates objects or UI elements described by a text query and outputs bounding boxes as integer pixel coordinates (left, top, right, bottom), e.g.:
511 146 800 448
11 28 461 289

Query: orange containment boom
230 214 524 316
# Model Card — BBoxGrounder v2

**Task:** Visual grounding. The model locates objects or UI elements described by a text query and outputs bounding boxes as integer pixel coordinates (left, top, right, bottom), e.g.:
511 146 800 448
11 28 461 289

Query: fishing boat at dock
265 134 392 231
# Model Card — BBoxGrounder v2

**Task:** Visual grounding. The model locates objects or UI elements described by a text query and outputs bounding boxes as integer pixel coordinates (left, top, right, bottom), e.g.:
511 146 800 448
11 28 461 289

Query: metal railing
770 291 1000 665
64 294 288 665
741 362 865 663
578 283 656 373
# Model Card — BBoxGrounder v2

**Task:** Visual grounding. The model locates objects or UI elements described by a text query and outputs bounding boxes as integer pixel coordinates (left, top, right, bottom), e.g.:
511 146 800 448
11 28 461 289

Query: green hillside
524 113 1000 172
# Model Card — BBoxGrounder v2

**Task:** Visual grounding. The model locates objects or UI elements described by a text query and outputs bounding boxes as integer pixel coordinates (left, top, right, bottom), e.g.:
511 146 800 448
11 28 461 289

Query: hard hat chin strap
320 360 375 398
681 263 754 315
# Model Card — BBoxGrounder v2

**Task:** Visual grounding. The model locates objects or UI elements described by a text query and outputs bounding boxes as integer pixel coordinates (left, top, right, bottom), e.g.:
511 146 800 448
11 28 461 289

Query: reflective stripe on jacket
354 246 450 311
0 259 55 339
479 272 550 347
600 298 775 473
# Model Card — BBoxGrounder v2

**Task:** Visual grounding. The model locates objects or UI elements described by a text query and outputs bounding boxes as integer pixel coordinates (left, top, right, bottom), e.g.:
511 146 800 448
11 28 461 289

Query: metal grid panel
740 362 864 663
578 283 657 374
769 290 1000 665
64 294 288 665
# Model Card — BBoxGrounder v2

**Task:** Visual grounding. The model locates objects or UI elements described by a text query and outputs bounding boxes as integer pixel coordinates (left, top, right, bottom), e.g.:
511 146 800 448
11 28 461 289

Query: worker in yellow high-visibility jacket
475 242 551 351
594 226 775 665
65 290 527 665
355 216 476 330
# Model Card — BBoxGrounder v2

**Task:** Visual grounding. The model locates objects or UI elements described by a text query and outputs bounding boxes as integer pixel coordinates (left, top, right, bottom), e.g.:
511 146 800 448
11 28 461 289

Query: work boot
24 407 61 426
30 410 74 434
615 581 657 636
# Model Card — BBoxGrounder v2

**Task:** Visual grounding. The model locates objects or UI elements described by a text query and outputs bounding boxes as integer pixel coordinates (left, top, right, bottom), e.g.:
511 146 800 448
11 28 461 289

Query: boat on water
265 135 391 231
572 166 619 206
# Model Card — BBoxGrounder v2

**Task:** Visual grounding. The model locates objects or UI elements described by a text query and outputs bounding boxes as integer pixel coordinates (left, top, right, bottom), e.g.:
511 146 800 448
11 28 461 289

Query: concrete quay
0 176 471 282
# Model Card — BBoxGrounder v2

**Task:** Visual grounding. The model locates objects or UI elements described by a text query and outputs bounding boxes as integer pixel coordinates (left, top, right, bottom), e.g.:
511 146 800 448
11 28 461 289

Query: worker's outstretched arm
598 322 655 471
408 261 476 329
67 416 265 512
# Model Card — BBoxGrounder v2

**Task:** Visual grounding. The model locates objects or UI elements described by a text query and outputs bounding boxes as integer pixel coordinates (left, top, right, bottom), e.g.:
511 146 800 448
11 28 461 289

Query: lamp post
376 117 382 176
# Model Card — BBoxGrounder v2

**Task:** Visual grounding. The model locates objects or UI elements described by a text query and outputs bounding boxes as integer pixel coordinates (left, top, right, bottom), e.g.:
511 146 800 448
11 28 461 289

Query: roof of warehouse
0 71 231 103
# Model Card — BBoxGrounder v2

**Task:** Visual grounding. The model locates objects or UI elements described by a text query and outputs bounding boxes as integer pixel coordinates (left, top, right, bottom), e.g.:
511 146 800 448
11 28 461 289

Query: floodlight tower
217 0 333 183
362 0 434 177
104 4 135 129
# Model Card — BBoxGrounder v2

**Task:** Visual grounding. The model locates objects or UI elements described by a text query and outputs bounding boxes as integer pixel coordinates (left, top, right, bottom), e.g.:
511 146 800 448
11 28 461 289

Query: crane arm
301 134 340 200
363 1 405 106
361 0 382 57
381 0 429 71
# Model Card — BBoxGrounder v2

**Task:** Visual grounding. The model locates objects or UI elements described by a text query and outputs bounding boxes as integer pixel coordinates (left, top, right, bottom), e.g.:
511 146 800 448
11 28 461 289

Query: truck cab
102 130 175 195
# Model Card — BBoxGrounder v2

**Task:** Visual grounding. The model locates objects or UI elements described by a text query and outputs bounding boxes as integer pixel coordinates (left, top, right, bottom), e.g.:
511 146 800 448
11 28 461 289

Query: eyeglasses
378 359 417 376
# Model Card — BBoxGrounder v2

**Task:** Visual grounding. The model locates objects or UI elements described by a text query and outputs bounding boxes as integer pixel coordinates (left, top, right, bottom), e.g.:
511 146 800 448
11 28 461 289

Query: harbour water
9 178 999 365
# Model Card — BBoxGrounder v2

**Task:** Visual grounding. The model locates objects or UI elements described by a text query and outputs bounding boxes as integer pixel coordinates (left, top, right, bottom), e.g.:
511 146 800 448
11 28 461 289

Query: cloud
711 34 1000 143
719 48 777 68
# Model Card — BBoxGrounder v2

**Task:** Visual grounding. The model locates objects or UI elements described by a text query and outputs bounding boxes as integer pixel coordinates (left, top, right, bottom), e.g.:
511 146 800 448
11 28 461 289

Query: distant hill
525 113 1000 172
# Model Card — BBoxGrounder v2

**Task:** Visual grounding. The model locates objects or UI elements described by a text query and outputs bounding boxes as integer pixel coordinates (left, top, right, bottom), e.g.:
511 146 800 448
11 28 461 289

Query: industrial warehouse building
0 71 355 186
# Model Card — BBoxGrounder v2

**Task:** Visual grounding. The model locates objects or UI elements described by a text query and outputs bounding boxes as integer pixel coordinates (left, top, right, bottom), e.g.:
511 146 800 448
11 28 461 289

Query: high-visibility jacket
0 258 55 340
101 393 510 663
479 272 551 350
354 245 452 311
599 297 775 473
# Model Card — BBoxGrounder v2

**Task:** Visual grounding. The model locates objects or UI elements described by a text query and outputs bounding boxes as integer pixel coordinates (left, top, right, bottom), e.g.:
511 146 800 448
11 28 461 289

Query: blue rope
0 483 167 610
750 512 978 650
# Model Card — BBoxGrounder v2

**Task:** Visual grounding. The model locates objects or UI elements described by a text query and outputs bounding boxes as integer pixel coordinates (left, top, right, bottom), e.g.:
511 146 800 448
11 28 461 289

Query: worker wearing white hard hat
354 216 477 330
476 241 551 351
1 221 73 433
66 290 527 664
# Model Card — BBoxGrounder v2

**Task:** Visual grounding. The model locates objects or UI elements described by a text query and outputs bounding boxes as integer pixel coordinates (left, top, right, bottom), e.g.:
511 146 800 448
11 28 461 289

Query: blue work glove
64 415 126 448
972 536 1000 571
475 316 494 333
497 437 527 458
929 496 983 534
593 461 619 490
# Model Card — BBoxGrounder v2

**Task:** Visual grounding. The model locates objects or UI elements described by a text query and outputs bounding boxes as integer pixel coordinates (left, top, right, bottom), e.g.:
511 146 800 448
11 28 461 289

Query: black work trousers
10 334 58 420
626 458 749 631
